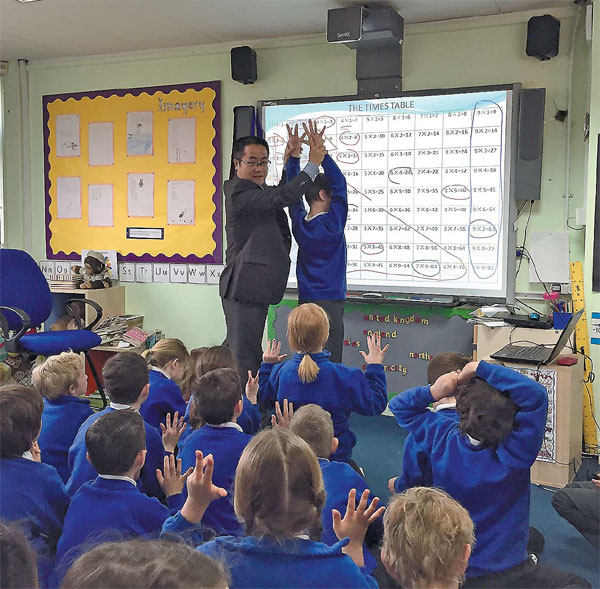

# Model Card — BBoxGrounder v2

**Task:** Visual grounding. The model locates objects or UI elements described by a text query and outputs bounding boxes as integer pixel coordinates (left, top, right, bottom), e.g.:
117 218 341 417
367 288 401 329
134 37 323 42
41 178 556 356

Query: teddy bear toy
71 251 112 289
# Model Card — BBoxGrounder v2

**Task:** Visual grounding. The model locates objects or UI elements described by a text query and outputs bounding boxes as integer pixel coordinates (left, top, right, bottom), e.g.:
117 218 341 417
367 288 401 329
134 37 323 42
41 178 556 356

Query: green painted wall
584 0 600 432
3 7 597 425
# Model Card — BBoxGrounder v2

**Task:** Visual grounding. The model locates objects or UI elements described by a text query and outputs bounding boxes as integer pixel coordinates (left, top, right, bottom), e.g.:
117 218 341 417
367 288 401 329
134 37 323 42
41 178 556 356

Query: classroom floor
350 413 600 587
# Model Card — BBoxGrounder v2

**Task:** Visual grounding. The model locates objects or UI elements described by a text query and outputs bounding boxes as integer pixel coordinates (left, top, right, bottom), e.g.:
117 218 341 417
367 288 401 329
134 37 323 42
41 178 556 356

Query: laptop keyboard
499 345 549 361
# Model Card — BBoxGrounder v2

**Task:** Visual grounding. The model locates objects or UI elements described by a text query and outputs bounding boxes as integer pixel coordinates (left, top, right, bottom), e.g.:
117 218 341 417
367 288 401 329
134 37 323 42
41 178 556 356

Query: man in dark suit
220 125 327 383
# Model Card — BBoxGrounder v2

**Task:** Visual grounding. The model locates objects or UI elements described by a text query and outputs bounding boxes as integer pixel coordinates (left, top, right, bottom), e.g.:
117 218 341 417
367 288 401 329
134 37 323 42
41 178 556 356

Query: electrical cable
515 201 534 279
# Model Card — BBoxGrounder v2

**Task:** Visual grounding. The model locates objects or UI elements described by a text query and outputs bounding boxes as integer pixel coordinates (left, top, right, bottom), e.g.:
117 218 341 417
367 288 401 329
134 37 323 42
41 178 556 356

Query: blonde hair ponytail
286 303 330 384
298 353 320 384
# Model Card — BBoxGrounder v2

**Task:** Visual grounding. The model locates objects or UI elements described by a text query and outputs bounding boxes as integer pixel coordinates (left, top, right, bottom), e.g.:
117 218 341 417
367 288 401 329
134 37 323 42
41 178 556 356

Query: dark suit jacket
219 171 312 305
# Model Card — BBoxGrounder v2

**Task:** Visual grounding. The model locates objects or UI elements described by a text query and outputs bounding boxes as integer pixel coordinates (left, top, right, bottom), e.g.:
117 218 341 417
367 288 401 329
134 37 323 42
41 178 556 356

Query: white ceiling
0 0 574 62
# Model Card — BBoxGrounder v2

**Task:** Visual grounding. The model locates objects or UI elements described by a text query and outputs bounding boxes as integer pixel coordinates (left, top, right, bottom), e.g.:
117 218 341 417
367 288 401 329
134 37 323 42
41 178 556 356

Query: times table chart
263 90 513 299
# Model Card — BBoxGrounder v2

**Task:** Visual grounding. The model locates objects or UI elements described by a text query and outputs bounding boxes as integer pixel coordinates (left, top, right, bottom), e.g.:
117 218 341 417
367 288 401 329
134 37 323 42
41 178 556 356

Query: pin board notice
43 81 222 264
269 300 473 398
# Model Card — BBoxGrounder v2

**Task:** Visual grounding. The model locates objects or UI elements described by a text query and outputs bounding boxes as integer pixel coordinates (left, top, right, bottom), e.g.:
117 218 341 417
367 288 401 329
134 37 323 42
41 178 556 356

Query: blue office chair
0 248 107 407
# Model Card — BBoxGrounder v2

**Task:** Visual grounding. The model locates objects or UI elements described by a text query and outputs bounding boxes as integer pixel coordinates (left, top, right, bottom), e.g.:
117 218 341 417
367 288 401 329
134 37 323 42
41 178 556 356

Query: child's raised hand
245 370 259 404
359 333 389 365
457 361 479 383
284 123 305 162
430 371 459 402
161 412 186 453
156 453 193 498
181 450 227 524
30 440 42 463
388 477 398 494
271 399 294 429
332 489 385 568
263 340 287 364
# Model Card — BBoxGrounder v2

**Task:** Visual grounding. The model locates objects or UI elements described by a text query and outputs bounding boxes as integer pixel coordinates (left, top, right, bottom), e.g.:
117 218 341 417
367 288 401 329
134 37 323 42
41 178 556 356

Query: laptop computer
490 308 583 365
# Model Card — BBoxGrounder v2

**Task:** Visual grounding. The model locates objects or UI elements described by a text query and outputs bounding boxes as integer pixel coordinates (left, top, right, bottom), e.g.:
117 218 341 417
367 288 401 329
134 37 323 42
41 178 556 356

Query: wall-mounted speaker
515 88 546 201
526 15 560 60
231 46 257 85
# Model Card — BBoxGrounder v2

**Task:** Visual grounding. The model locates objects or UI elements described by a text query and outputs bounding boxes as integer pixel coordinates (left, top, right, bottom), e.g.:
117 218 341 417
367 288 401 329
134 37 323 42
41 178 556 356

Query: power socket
575 207 586 226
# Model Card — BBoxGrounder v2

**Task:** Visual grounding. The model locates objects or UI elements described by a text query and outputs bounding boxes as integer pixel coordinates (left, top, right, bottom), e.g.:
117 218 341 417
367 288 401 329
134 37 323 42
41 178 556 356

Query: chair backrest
0 249 53 329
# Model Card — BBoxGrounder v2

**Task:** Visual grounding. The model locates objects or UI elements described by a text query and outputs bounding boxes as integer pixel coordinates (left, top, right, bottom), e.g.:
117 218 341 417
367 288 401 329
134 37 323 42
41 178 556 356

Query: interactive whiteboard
261 86 519 303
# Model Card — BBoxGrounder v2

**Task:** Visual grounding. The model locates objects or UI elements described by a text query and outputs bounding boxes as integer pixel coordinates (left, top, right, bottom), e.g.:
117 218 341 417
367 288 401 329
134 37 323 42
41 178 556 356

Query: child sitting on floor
179 367 251 536
164 428 384 588
0 384 70 585
389 360 590 588
66 353 182 500
0 521 40 589
381 486 474 589
32 351 94 483
289 404 383 576
141 338 190 432
259 303 388 465
61 538 228 589
186 345 260 437
54 410 188 583
388 351 469 494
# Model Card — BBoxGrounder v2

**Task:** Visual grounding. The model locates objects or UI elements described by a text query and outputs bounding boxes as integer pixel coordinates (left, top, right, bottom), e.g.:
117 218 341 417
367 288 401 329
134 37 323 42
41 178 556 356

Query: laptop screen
547 308 584 364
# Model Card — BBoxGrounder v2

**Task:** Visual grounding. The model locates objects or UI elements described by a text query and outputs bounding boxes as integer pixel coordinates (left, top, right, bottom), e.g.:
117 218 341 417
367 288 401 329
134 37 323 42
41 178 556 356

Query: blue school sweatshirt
286 154 348 301
394 407 459 494
179 396 260 452
319 458 381 574
260 352 387 462
0 457 70 585
38 395 94 483
161 514 376 589
54 477 183 583
389 361 548 579
140 368 187 432
179 424 251 536
66 407 165 500
199 535 376 588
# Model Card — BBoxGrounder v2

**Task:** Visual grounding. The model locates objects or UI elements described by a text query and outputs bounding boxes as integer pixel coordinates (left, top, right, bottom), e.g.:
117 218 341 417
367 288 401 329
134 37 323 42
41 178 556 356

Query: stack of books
93 315 144 346
48 273 79 291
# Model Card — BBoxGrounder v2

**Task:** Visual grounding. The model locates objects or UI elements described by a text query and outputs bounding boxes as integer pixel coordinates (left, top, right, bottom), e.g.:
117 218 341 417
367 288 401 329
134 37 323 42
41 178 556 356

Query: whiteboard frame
259 84 520 305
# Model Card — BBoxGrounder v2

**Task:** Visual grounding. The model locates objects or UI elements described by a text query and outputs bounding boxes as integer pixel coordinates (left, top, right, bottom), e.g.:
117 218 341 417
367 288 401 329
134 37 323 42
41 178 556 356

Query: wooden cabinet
46 285 125 329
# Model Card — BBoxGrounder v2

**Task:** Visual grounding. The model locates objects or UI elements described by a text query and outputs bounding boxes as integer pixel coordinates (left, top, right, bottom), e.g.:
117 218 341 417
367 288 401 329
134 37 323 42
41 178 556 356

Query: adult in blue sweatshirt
389 360 578 585
38 395 93 484
54 410 184 584
0 384 70 586
285 150 347 363
260 333 387 464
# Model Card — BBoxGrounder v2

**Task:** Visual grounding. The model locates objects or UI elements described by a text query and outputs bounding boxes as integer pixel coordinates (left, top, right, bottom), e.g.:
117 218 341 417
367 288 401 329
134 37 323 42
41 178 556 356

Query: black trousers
462 555 591 588
221 297 269 385
299 299 345 364
552 481 600 549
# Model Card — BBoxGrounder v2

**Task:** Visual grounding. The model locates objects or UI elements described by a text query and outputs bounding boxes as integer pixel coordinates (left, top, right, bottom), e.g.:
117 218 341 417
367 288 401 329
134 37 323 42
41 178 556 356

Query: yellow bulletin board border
43 81 222 264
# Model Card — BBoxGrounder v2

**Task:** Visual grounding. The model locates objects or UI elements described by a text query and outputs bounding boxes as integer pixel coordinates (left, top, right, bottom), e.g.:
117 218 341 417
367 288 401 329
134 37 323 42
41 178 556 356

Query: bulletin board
269 300 473 398
43 81 222 263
